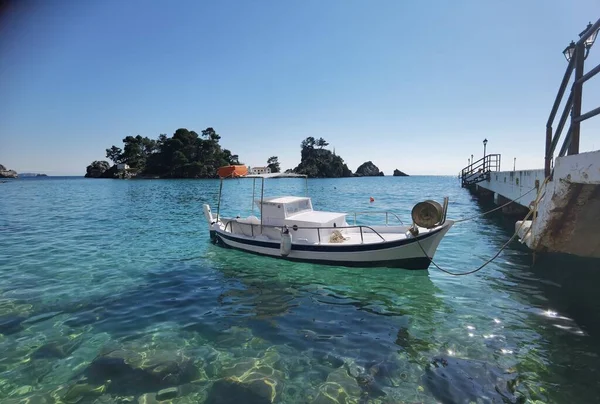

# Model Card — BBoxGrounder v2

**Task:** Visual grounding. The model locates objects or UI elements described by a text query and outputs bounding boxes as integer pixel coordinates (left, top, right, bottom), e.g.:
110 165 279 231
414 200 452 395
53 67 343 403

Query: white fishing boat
203 165 453 270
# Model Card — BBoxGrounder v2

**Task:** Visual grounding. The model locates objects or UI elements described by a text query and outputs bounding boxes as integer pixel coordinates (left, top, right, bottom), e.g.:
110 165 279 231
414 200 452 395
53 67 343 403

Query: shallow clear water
1 177 599 403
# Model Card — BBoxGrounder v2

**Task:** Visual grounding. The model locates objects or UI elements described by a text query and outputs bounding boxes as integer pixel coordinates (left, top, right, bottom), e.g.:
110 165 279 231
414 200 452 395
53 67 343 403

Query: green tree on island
96 127 242 178
267 156 280 173
316 137 329 149
106 146 124 164
89 131 360 179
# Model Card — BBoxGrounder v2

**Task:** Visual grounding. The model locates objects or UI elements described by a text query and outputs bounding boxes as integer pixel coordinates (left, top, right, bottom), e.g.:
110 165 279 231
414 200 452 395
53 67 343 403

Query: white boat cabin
230 196 348 243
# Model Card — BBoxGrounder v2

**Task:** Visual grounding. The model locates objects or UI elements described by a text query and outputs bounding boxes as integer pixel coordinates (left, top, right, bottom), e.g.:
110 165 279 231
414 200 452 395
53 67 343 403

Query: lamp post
483 139 488 171
563 21 600 155
563 22 599 62
563 41 576 62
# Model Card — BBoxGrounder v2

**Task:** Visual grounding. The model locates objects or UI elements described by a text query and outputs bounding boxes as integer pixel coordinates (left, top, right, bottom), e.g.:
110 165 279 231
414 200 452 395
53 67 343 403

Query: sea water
0 176 599 403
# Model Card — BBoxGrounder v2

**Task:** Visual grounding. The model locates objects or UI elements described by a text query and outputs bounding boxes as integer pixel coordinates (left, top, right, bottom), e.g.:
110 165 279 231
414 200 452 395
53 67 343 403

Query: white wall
478 169 546 208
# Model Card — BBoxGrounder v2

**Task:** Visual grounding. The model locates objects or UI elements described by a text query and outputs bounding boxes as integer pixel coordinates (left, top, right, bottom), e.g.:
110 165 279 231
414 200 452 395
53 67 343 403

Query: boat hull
210 221 453 270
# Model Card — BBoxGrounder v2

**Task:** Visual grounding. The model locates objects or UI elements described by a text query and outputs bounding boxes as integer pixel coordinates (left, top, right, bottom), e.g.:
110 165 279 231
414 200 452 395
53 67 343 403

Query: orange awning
217 165 248 179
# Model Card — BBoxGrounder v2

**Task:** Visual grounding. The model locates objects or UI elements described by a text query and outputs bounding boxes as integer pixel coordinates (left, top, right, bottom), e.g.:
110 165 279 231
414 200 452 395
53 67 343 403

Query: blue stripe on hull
211 228 443 270
215 226 441 253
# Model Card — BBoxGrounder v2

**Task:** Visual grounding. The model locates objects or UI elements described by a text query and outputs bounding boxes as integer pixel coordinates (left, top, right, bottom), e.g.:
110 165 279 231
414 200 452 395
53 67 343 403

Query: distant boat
203 165 453 270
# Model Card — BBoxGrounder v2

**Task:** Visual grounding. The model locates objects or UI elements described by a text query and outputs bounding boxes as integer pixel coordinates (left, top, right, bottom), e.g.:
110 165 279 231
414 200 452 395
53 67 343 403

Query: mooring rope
453 186 538 224
420 177 550 276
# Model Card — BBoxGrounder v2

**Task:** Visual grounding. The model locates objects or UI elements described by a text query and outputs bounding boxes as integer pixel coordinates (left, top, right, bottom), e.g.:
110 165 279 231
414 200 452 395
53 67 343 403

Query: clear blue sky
1 0 599 175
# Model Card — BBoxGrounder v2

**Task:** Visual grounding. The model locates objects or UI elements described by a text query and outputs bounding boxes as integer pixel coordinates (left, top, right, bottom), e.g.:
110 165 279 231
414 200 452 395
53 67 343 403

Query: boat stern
203 204 219 242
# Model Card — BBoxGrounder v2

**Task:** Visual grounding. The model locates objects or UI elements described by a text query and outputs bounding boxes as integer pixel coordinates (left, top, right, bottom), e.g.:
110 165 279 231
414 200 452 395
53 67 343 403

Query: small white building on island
117 163 130 170
250 166 271 175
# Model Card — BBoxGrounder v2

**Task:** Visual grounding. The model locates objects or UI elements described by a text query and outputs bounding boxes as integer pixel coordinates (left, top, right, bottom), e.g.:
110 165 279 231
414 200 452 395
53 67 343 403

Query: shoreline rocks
0 163 18 178
85 161 111 178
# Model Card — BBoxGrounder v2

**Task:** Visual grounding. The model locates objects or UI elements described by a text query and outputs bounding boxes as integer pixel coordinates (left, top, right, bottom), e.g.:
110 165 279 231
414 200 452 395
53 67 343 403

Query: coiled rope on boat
419 177 550 276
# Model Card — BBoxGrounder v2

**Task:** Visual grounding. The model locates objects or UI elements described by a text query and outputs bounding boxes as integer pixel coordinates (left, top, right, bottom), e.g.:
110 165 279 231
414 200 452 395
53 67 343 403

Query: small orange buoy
369 197 375 203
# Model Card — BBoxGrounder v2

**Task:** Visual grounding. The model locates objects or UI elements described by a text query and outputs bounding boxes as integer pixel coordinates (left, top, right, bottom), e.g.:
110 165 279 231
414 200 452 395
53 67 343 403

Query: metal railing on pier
459 154 501 188
545 19 600 177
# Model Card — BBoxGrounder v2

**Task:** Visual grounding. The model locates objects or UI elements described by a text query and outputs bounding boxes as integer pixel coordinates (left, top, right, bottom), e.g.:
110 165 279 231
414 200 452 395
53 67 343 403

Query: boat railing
223 220 387 244
347 211 405 226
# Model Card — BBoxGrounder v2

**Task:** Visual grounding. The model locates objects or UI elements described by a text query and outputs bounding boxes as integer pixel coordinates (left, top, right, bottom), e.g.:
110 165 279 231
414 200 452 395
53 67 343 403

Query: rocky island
0 164 18 178
393 169 409 176
86 128 241 179
292 137 352 178
87 131 407 179
354 161 384 177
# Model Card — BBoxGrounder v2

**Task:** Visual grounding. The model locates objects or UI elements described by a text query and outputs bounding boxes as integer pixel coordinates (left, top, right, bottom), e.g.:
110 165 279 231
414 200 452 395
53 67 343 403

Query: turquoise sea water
1 176 599 403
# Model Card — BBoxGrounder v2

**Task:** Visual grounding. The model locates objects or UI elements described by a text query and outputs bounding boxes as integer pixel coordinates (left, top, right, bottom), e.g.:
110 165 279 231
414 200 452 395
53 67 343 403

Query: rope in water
421 177 550 276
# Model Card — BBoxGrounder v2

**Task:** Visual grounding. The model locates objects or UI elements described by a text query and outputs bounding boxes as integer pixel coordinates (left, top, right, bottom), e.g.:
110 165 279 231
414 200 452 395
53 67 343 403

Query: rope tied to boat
453 185 538 224
420 177 551 276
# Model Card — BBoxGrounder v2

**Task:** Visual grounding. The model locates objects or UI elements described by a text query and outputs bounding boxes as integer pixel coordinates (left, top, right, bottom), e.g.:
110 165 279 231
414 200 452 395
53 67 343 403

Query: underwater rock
366 357 408 387
312 366 365 403
423 356 519 404
63 382 106 403
326 367 362 396
0 315 27 335
214 326 254 348
312 350 344 369
311 382 356 404
137 393 158 404
3 393 56 404
217 355 282 402
156 387 179 400
33 339 82 360
394 327 432 362
220 359 260 379
94 395 118 404
355 374 386 398
344 360 363 379
83 347 198 395
205 379 272 404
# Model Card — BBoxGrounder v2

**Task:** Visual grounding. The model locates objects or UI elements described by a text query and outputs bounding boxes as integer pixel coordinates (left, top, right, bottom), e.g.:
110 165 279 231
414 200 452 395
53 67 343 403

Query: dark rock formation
85 161 120 178
32 338 82 360
293 138 352 178
393 169 408 177
0 164 18 178
82 346 199 395
423 356 519 404
0 315 26 335
206 379 272 404
354 161 383 177
85 161 110 178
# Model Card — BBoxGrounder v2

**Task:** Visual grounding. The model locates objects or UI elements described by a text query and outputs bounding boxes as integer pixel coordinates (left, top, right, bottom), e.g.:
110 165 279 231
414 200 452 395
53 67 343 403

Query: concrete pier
461 19 600 259
466 150 600 258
